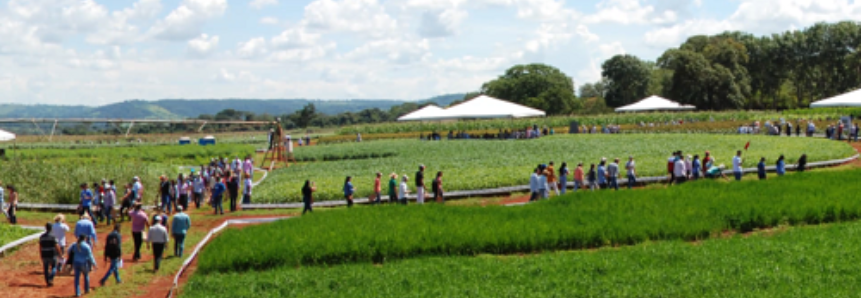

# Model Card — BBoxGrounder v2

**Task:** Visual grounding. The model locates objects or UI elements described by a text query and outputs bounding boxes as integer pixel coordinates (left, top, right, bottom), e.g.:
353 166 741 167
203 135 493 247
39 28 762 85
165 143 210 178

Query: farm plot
0 225 34 247
201 168 861 273
255 134 855 203
185 220 861 298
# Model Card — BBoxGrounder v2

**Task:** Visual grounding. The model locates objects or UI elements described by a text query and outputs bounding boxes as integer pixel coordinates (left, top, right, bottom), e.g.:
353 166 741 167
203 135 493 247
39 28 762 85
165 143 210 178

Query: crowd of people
527 157 637 199
737 119 860 141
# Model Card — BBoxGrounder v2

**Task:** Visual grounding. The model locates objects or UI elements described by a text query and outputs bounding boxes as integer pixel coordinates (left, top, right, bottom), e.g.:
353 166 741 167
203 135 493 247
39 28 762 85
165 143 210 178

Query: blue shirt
757 161 766 175
80 189 93 207
692 159 701 174
69 242 96 266
343 182 354 196
74 219 97 244
212 182 226 198
171 212 191 235
776 160 786 175
597 165 606 184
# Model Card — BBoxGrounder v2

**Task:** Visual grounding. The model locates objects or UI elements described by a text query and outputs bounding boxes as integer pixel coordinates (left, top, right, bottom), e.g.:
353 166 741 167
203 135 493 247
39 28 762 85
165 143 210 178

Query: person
538 165 548 199
193 172 205 209
732 150 744 181
702 151 712 174
586 164 598 191
692 155 701 180
667 153 676 183
119 184 132 222
147 217 169 272
574 163 584 192
7 185 17 224
225 172 239 212
706 163 729 180
685 155 693 178
0 180 5 220
74 214 98 248
69 234 97 297
797 154 808 172
415 165 426 204
159 176 172 214
757 157 767 180
432 171 444 203
39 223 63 287
597 160 607 189
302 181 315 215
52 214 70 269
103 181 116 226
243 156 254 180
547 162 559 196
242 173 252 205
79 183 95 224
387 173 398 204
342 176 355 207
100 224 122 286
211 175 226 215
625 157 636 189
399 175 410 204
373 172 382 204
607 159 620 190
153 209 170 233
92 182 104 224
855 123 860 142
177 175 189 212
673 153 687 184
171 206 191 258
559 162 569 195
529 168 541 201
129 204 149 262
776 155 786 176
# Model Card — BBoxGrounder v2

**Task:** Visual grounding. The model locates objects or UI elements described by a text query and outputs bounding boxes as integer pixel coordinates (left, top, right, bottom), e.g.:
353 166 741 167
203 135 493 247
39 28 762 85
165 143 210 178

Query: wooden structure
260 123 293 170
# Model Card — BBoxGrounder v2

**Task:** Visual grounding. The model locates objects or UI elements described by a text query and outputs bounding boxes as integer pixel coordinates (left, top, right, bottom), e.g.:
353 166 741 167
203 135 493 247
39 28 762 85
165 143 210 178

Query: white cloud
583 0 676 25
260 17 279 25
302 0 398 38
643 19 733 48
343 38 431 64
250 0 279 9
270 28 321 49
417 9 468 38
147 0 227 41
187 33 219 57
235 37 269 59
213 68 260 83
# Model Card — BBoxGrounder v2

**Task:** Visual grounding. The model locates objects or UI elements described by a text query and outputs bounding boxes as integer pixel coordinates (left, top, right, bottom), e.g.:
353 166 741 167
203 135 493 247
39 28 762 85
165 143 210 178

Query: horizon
2 0 859 105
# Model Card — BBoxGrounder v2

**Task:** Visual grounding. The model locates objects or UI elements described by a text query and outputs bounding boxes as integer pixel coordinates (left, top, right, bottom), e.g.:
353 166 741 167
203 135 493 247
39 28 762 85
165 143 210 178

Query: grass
200 168 861 273
185 221 861 298
256 134 855 202
0 224 36 247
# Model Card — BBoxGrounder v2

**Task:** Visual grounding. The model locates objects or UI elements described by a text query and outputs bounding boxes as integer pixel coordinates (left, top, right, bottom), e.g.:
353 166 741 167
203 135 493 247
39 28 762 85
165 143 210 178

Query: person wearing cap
415 165 426 204
75 214 98 248
171 206 191 258
387 173 398 204
129 204 149 261
132 177 143 203
146 216 169 272
625 157 636 189
52 214 71 269
399 175 410 205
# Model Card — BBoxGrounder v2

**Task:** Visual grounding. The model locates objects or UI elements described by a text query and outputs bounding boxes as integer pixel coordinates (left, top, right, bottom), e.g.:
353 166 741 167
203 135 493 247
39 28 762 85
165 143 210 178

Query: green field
256 134 855 202
0 225 35 247
200 168 861 274
185 221 861 298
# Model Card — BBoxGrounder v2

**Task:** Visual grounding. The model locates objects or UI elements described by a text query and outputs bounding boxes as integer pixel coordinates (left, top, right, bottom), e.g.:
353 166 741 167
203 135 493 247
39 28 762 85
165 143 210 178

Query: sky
2 0 861 106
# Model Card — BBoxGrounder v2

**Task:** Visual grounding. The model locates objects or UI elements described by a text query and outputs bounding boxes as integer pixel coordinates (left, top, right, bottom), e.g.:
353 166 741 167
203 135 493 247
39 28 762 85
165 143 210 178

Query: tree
601 55 652 107
480 64 577 115
291 103 318 128
578 79 607 98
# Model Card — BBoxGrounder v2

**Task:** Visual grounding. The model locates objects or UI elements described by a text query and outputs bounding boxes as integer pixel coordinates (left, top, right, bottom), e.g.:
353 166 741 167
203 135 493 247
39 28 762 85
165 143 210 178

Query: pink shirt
574 167 584 181
130 210 148 232
374 178 381 193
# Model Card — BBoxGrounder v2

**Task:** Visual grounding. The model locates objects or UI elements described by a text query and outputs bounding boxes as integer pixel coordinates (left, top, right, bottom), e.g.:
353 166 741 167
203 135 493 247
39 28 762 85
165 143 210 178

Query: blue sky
1 0 859 105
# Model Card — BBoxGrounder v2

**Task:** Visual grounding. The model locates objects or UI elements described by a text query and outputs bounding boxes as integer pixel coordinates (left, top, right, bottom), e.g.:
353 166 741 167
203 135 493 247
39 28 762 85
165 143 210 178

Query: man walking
415 165 426 204
529 168 540 201
625 156 636 189
100 224 122 286
373 172 382 204
39 223 63 287
732 150 744 181
147 217 169 272
607 159 620 190
171 206 191 258
74 214 98 248
673 152 688 185
129 204 149 262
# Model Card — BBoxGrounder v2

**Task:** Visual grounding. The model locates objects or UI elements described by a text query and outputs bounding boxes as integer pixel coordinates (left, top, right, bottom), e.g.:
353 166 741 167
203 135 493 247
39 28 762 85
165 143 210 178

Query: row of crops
186 220 861 298
200 168 861 273
0 225 34 247
336 109 861 135
256 134 855 203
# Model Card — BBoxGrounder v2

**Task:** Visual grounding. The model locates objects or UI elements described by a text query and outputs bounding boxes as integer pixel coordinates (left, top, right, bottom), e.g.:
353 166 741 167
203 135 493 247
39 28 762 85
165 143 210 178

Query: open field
0 225 33 247
185 220 861 298
256 134 855 202
202 168 861 273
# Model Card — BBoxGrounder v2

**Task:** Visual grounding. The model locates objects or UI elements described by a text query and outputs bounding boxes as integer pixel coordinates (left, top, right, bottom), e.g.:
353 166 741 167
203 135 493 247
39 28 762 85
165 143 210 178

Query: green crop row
186 220 861 298
200 168 861 273
6 143 256 165
0 225 35 247
255 134 854 203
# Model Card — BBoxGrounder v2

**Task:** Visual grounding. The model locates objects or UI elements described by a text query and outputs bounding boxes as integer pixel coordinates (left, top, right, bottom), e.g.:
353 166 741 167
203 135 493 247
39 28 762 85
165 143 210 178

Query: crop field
255 134 855 202
0 144 255 204
185 220 861 298
201 168 861 274
0 225 34 247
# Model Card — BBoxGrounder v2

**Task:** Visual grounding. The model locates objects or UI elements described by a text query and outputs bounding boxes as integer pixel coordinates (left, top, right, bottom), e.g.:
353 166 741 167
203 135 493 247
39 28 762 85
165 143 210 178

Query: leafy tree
480 64 577 114
601 55 652 107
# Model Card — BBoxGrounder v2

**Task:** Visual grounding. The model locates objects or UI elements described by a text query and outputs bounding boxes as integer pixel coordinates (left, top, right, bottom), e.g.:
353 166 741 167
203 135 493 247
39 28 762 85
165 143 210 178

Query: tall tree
480 64 577 114
601 55 652 107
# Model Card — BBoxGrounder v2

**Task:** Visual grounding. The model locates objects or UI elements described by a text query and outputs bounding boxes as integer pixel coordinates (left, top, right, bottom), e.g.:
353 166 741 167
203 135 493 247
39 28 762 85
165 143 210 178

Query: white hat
133 176 140 181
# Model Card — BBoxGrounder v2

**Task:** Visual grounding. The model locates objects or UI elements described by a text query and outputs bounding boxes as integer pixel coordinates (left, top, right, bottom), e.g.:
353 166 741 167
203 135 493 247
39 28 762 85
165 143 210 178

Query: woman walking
6 185 17 224
343 176 355 207
573 163 584 192
52 214 70 269
559 162 569 195
776 155 786 176
301 180 315 215
68 235 97 297
587 164 598 191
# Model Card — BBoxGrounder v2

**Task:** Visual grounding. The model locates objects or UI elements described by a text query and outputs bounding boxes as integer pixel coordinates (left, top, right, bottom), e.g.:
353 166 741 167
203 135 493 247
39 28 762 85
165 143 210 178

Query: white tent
810 89 861 108
424 95 545 120
615 95 696 112
0 129 15 142
397 105 447 121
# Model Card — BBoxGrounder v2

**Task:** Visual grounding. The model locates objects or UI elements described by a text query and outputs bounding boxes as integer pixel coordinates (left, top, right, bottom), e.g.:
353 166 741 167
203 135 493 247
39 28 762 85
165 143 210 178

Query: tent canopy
810 89 861 108
615 95 696 112
0 129 15 142
397 105 446 121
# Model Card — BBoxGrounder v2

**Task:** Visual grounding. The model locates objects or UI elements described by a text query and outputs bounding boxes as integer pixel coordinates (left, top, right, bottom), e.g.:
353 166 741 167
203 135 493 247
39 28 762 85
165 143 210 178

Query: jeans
213 195 224 214
193 192 203 208
42 257 57 285
609 177 619 190
345 195 354 207
74 263 91 296
152 242 165 270
161 194 172 214
303 202 313 214
100 258 121 284
627 176 636 189
242 193 251 204
529 191 539 201
7 205 15 224
173 234 186 257
80 206 95 224
229 192 238 212
179 195 189 211
539 188 547 199
574 180 581 191
559 176 567 195
734 171 742 181
374 192 381 204
104 205 114 225
132 232 143 260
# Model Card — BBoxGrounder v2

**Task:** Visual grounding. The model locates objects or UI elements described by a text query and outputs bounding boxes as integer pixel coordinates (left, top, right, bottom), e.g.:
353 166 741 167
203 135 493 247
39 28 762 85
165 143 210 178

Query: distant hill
0 94 466 119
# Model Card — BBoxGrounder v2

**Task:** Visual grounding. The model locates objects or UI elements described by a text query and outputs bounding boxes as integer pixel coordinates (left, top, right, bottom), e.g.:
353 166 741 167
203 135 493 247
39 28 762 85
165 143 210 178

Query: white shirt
193 177 205 193
52 222 70 247
147 224 170 244
133 182 143 199
0 186 4 206
673 159 687 177
529 173 540 192
626 161 636 177
732 156 743 172
399 182 409 199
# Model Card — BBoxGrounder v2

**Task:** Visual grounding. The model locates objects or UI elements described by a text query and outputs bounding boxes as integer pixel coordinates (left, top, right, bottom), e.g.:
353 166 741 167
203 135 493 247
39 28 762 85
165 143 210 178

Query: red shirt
374 178 381 193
